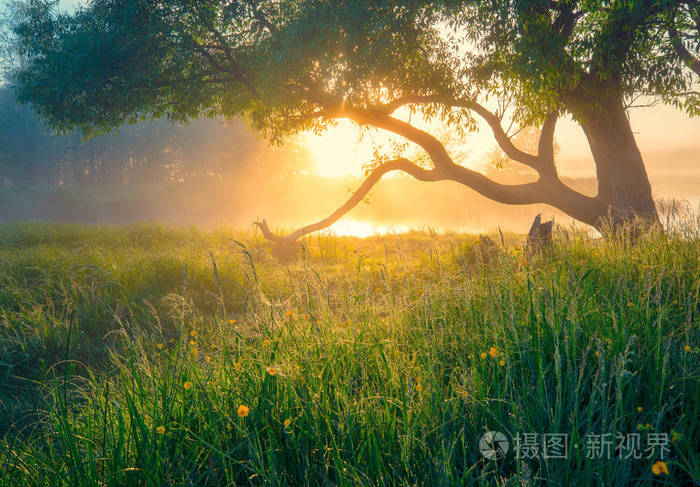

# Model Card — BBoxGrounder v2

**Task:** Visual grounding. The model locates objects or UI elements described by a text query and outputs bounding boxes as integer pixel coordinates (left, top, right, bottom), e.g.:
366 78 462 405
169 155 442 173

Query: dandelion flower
283 419 292 428
594 351 600 357
266 366 279 376
228 319 236 325
480 352 487 359
191 347 198 355
157 343 164 350
637 406 643 413
234 361 242 371
521 259 528 267
499 360 505 366
651 460 668 475
237 405 249 418
489 347 499 358
205 356 211 364
627 302 634 307
156 426 166 435
305 314 311 320
190 330 196 337
684 345 691 352
343 320 351 327
415 383 423 392
285 310 294 318
189 340 196 346
263 339 272 347
183 381 193 390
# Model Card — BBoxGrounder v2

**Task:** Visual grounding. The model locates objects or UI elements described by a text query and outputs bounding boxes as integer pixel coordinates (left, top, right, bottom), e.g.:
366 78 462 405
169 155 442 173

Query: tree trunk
579 97 660 234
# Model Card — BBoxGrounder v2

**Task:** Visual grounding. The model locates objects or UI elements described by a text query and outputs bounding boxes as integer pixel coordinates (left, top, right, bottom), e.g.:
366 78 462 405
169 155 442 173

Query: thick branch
339 106 454 169
256 153 601 242
370 95 543 171
537 112 558 176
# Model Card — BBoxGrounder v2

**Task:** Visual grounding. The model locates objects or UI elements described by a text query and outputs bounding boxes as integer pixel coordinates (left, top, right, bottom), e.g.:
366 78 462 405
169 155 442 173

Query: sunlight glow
303 111 498 179
303 121 378 178
326 219 413 238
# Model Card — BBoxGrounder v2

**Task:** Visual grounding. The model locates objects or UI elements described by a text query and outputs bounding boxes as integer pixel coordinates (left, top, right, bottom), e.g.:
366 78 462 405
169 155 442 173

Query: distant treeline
0 87 309 188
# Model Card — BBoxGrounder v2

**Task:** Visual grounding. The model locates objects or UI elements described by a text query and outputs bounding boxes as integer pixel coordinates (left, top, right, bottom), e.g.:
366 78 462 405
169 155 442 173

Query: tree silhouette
10 1 700 238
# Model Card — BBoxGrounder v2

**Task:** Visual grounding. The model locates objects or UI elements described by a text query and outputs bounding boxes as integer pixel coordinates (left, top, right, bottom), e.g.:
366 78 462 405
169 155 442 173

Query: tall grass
0 222 697 486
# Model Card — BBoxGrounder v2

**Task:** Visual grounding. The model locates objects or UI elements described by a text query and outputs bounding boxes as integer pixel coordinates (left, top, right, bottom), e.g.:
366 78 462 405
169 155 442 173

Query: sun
303 120 375 178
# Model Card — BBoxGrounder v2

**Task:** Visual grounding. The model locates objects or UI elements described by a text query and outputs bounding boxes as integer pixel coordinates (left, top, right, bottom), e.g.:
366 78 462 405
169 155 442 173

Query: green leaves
9 0 699 139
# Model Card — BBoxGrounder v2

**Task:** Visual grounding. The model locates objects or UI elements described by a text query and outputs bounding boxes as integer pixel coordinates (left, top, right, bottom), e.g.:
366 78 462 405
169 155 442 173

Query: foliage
10 1 699 140
0 222 698 486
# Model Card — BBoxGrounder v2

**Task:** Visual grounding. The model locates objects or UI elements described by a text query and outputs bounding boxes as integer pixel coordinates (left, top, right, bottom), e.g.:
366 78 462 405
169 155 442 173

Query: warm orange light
327 219 411 238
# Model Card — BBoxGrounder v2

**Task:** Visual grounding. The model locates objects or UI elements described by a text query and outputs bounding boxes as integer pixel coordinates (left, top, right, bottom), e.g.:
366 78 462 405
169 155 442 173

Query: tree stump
526 213 553 255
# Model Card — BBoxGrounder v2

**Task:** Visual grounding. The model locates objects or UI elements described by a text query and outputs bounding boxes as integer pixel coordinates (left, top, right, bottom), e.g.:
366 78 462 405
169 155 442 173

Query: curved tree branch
339 107 454 169
369 95 543 171
255 153 602 242
255 158 444 242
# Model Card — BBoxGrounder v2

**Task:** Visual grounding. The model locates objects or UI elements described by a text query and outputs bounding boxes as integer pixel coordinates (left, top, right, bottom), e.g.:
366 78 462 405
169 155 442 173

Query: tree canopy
13 1 698 134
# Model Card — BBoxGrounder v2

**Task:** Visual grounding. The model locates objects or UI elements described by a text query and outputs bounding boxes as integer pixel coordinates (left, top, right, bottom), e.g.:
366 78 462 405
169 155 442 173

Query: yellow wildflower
285 310 294 318
651 460 668 476
237 405 249 418
415 383 423 392
228 319 236 325
595 351 600 357
183 381 193 390
190 330 196 337
157 343 164 350
375 286 382 293
283 419 292 428
521 259 528 267
156 426 165 435
489 347 499 358
499 360 505 366
480 352 487 359
263 339 272 347
191 347 198 356
684 345 691 352
189 340 196 346
266 366 280 376
637 406 643 413
627 302 634 307
205 356 211 364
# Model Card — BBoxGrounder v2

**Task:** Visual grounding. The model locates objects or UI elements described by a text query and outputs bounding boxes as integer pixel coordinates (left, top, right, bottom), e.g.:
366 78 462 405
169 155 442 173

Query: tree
10 0 700 239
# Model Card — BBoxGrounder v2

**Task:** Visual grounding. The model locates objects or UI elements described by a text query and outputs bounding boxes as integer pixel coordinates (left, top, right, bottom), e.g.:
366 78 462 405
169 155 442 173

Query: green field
0 222 697 486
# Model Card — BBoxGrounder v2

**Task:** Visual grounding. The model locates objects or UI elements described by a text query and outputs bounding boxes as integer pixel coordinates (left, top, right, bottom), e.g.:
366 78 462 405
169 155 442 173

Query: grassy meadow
0 221 698 486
